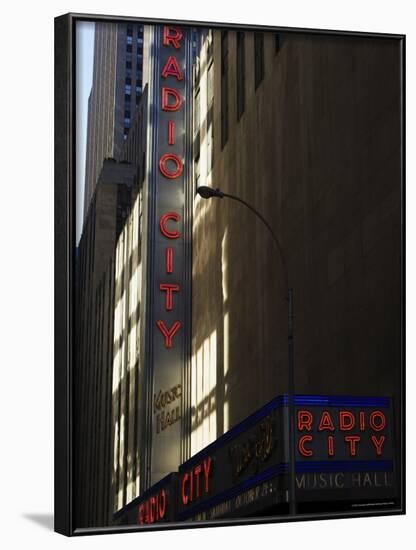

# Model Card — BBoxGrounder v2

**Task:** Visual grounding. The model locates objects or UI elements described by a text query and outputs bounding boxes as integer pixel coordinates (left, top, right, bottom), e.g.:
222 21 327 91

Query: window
194 156 200 195
207 104 214 174
126 51 132 63
135 85 142 95
124 110 131 119
193 57 200 88
126 44 132 53
207 60 214 104
126 61 132 70
194 89 200 135
207 59 214 173
127 36 133 45
254 32 264 90
275 33 280 53
236 31 245 121
207 30 213 64
127 26 133 37
125 84 131 94
125 76 131 85
221 31 229 149
124 117 131 127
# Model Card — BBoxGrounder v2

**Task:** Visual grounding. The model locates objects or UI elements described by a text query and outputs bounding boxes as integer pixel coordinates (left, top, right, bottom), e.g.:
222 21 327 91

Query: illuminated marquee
114 395 397 524
138 489 167 525
180 457 213 506
297 408 387 458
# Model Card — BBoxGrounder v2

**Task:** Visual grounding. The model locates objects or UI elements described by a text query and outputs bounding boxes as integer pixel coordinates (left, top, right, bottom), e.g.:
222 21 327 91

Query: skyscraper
83 22 146 220
74 21 148 527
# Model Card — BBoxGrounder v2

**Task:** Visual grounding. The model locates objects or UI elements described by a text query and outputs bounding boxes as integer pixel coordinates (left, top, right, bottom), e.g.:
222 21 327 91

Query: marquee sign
293 395 396 502
176 397 288 521
145 25 192 486
117 395 397 524
113 473 177 526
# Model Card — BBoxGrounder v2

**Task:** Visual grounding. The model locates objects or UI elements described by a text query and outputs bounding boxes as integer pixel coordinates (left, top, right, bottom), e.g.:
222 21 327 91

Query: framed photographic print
54 12 405 536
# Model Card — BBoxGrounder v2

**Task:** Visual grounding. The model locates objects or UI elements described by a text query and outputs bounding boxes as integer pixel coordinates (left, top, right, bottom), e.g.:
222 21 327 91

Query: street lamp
196 185 297 516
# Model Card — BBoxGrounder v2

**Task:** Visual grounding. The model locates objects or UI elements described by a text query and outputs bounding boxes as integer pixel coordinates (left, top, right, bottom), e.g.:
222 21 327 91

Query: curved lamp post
196 185 296 516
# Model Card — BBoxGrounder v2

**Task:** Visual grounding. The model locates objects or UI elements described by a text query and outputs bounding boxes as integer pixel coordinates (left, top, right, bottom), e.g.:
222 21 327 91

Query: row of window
126 67 142 78
126 44 143 54
125 84 142 95
125 60 143 71
127 25 144 37
193 34 215 187
126 50 143 62
127 35 144 45
221 31 280 149
124 27 144 138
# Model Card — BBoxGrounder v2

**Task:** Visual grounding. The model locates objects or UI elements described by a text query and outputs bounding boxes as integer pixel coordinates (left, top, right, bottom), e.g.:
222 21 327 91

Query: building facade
75 22 151 528
191 28 402 448
74 159 138 527
113 27 402 524
74 21 402 528
83 22 147 219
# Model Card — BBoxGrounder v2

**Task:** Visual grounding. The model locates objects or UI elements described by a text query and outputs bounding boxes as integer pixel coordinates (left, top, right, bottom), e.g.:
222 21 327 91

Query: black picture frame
55 12 405 536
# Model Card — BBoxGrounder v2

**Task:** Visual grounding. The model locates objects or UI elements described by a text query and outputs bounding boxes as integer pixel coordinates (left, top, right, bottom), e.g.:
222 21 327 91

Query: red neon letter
181 473 189 505
297 410 313 431
369 411 386 432
339 411 355 431
168 120 175 145
194 464 202 498
203 457 212 493
166 247 173 273
160 283 180 311
159 490 166 518
344 435 361 456
160 212 181 239
318 411 335 431
162 87 183 111
298 435 313 457
371 435 386 456
359 411 366 431
163 26 183 49
149 496 155 523
161 56 183 80
328 435 335 457
156 320 181 348
159 153 183 179
138 504 145 525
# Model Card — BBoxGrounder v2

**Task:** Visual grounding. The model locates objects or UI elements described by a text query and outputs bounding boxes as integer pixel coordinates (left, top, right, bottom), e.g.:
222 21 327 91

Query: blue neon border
113 394 391 519
181 394 390 470
178 462 287 521
177 459 393 521
180 395 286 470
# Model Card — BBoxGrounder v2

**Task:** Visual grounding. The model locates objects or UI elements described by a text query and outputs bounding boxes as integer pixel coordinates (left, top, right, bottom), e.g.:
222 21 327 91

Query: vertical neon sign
145 25 191 486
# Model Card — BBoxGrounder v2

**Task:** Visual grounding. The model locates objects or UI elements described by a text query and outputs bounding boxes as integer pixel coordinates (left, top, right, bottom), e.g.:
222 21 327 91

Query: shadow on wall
22 513 54 531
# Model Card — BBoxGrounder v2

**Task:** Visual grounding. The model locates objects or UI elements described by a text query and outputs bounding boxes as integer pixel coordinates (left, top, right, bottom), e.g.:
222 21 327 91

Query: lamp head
196 186 224 199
